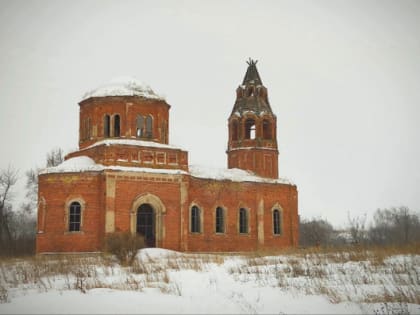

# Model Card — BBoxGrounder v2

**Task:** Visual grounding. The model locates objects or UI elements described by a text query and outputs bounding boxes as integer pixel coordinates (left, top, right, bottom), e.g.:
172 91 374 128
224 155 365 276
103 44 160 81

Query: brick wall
227 148 279 179
37 170 298 253
184 177 298 252
36 172 105 253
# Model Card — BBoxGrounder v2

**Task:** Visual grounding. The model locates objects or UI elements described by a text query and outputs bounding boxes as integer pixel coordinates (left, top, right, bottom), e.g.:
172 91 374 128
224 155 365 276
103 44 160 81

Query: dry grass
228 245 420 305
0 245 419 308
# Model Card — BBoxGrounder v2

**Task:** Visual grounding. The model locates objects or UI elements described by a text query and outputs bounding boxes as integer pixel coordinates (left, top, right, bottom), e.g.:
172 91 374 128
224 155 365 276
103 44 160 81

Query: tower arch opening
245 118 256 140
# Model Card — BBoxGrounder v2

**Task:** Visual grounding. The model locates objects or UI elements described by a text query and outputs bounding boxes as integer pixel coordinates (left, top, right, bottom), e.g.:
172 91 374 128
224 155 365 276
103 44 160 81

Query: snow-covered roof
40 156 294 185
40 156 103 173
81 76 165 101
39 156 187 175
84 139 184 151
189 165 293 185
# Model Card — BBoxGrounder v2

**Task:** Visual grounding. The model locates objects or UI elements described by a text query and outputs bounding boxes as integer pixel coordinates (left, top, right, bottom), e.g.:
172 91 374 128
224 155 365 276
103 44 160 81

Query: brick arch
130 193 166 247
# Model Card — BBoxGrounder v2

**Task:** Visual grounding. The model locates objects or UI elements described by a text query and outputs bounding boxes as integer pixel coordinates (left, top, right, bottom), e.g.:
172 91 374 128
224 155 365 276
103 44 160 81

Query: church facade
36 60 299 253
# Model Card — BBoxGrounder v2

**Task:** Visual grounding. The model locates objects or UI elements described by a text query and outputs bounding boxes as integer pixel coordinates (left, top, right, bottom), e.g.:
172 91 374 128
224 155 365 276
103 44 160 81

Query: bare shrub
299 217 334 247
104 232 145 266
289 259 306 277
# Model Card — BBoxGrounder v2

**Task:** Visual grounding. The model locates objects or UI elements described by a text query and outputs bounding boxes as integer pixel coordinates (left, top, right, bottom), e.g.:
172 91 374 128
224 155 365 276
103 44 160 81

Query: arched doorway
130 193 166 248
137 204 155 247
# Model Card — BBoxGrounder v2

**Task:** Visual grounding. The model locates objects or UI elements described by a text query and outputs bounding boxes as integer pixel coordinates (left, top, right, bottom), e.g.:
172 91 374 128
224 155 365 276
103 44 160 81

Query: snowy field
0 248 419 314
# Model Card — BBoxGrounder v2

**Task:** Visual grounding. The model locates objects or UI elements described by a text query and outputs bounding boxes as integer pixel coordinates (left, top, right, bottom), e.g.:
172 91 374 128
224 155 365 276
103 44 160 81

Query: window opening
239 208 248 233
245 119 256 140
114 115 120 137
215 207 224 233
191 206 201 233
69 202 81 232
273 209 281 235
104 115 110 138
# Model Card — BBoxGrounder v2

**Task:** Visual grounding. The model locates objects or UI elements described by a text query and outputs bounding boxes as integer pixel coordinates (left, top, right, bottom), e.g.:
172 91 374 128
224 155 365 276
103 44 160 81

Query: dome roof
81 76 165 101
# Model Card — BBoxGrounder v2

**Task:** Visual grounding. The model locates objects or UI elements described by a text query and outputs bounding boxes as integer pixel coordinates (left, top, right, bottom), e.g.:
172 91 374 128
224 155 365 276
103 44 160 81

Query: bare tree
24 147 64 213
0 166 18 254
347 212 367 245
46 147 63 168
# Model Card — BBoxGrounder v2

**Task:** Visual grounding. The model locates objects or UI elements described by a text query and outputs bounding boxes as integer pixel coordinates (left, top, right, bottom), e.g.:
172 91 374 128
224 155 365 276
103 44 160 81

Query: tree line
299 207 420 247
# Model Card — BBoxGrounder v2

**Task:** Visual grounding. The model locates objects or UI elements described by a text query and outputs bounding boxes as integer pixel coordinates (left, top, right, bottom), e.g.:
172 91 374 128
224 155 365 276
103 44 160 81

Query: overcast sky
1 0 419 227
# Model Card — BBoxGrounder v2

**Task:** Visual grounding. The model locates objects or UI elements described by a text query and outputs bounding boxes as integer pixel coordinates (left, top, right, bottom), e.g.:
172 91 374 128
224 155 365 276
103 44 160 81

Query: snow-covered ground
0 248 419 314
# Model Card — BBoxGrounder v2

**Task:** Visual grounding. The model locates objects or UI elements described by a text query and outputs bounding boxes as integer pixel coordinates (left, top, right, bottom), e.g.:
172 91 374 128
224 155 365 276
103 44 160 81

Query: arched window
273 209 281 235
191 206 201 233
245 118 256 140
104 115 110 138
263 119 271 139
145 116 153 138
136 115 144 138
239 208 248 234
114 115 120 137
215 207 224 233
232 120 239 141
69 202 81 232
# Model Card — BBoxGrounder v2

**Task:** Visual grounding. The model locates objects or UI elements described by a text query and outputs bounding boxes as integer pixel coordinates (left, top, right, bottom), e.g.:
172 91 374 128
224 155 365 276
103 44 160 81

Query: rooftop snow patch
81 76 165 101
84 139 185 151
39 156 187 175
189 165 294 185
39 157 294 185
39 156 103 174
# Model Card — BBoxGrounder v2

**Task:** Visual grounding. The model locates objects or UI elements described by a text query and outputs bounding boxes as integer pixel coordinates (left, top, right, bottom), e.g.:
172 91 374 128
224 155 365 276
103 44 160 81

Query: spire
242 58 262 86
231 58 274 116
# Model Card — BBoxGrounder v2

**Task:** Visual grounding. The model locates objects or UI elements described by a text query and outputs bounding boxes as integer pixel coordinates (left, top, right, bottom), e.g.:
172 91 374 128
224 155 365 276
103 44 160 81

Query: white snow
189 165 293 185
39 156 104 173
39 157 188 176
1 249 419 314
83 138 184 151
39 157 294 185
81 76 165 101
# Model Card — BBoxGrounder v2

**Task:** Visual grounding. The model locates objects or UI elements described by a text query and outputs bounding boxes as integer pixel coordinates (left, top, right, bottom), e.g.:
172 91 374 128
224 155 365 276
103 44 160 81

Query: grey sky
1 0 419 227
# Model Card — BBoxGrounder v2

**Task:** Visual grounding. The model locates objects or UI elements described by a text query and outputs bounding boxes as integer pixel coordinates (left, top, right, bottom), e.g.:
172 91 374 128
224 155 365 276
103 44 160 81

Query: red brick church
36 59 299 253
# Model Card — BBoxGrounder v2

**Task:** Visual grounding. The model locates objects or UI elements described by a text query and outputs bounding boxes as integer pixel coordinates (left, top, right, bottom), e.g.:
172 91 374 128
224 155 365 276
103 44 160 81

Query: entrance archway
130 193 166 248
137 204 155 247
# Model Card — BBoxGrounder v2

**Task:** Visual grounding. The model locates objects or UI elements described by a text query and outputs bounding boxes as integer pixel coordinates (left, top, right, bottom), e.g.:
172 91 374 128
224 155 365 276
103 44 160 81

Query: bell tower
227 59 278 179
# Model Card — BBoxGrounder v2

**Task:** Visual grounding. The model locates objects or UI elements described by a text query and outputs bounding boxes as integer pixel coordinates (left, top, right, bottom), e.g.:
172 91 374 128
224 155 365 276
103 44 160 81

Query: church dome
81 76 164 101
